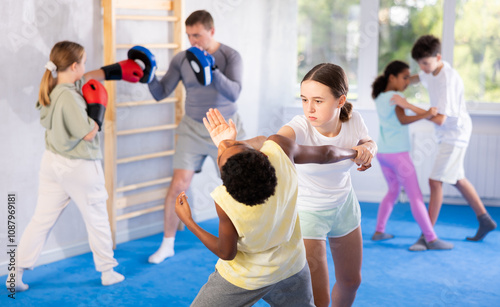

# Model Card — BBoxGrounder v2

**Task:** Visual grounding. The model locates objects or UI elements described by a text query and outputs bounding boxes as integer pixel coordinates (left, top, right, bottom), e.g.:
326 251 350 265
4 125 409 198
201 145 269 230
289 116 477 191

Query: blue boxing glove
128 46 157 83
186 47 216 86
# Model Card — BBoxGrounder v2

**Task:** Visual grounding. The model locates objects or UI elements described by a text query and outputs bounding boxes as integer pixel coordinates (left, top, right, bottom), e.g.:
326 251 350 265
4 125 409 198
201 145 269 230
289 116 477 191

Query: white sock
101 269 125 286
5 267 29 292
148 237 175 264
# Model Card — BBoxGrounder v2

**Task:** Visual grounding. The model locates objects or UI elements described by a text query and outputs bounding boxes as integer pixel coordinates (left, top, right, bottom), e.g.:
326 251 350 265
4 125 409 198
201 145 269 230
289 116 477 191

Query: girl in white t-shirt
278 63 376 307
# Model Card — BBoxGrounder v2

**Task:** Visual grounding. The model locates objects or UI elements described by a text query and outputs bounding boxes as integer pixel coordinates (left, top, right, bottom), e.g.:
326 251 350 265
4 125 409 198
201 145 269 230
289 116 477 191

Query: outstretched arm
204 108 267 149
391 94 428 114
84 69 106 82
410 74 420 85
175 192 238 260
391 94 446 125
395 106 438 125
428 113 447 126
268 134 357 164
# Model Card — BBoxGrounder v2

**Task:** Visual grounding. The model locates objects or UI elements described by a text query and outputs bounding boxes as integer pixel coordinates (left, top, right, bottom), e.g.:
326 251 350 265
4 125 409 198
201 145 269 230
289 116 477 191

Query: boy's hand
426 107 438 118
175 192 193 224
390 94 411 109
203 108 237 147
356 163 372 171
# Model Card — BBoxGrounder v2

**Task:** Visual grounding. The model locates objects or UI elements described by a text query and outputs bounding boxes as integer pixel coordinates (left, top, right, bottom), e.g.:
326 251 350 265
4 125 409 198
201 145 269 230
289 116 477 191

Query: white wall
0 0 104 274
0 0 298 273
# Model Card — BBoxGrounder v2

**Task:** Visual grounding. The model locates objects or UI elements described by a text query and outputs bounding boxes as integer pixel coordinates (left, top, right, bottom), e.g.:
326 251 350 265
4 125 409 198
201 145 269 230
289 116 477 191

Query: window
454 0 500 103
297 0 500 108
378 0 443 104
297 0 361 100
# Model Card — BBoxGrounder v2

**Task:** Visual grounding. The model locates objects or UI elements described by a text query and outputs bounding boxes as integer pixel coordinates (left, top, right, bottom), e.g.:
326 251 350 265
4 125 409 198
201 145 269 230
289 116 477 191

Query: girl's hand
175 192 193 224
83 122 99 142
351 145 373 171
390 94 411 109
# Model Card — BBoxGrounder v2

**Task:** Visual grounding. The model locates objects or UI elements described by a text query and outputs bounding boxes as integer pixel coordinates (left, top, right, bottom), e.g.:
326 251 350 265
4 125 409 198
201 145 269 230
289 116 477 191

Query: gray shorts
173 113 245 173
191 264 314 307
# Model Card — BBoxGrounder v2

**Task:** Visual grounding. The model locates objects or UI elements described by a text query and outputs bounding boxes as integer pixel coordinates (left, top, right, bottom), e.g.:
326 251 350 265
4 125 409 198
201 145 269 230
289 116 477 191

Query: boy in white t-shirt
394 35 496 247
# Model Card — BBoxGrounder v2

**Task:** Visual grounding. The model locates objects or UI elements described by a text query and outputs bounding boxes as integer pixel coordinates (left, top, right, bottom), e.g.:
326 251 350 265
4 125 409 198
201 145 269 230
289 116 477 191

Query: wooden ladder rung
116 176 172 193
115 0 172 10
116 97 177 108
116 188 166 209
116 204 164 221
117 124 177 136
117 150 175 164
116 15 178 22
116 43 178 49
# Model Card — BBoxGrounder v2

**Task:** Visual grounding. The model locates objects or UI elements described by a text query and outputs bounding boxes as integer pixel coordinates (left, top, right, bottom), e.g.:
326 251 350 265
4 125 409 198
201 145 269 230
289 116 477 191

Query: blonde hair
38 41 85 106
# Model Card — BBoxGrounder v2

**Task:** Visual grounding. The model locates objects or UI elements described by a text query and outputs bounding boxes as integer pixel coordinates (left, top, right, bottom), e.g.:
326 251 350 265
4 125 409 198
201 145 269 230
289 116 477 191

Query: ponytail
372 60 410 99
371 75 388 99
339 101 353 122
38 41 85 107
38 70 57 107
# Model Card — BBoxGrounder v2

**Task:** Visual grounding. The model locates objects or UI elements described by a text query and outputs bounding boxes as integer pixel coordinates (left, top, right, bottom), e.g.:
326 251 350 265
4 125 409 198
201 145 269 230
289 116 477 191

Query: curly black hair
220 149 278 206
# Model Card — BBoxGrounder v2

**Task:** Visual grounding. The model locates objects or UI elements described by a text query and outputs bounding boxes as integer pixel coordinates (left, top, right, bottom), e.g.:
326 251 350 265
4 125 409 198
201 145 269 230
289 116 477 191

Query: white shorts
430 143 467 184
298 189 361 240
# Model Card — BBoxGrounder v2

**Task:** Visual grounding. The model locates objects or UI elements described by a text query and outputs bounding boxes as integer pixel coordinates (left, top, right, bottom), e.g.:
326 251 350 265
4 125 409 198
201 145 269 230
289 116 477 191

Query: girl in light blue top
371 60 453 251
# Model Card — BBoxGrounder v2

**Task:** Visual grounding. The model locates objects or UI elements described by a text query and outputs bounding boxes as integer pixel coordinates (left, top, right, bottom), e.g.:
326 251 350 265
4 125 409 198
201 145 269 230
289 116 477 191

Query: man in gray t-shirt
147 10 245 264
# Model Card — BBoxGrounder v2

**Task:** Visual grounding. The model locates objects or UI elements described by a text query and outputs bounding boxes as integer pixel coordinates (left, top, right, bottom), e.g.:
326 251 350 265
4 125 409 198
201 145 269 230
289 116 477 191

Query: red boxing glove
119 59 144 83
83 79 108 131
101 59 144 83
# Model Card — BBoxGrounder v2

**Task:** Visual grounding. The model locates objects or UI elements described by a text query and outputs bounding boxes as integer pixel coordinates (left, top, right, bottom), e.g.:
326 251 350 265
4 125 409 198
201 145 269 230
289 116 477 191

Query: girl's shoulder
54 84 80 99
376 90 403 99
345 110 368 133
50 84 85 111
288 114 309 129
349 110 363 122
374 91 404 105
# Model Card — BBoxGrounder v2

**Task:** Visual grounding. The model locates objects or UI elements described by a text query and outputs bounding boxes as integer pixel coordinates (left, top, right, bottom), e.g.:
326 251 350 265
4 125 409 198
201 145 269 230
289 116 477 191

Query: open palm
203 108 237 147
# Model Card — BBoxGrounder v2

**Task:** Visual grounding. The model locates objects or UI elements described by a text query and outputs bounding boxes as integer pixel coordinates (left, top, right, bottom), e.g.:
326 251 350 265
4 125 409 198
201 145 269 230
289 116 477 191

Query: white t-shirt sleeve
285 115 308 144
419 70 428 88
434 77 452 115
352 111 370 143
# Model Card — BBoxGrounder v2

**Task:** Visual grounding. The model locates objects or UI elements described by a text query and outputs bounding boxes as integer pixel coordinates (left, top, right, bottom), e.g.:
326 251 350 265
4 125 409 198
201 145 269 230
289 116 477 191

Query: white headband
45 61 57 72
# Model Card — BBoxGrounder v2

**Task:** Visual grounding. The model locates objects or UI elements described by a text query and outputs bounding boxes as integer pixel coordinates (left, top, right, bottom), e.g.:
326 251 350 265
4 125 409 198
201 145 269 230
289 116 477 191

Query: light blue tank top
374 91 410 153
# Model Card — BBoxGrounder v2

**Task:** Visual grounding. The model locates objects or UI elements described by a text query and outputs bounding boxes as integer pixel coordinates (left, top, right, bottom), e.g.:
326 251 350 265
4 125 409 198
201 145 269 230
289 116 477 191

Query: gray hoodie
37 78 101 160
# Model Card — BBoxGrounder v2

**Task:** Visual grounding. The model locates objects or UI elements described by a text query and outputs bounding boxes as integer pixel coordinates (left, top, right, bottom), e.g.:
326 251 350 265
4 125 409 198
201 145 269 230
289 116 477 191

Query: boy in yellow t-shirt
175 108 358 306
